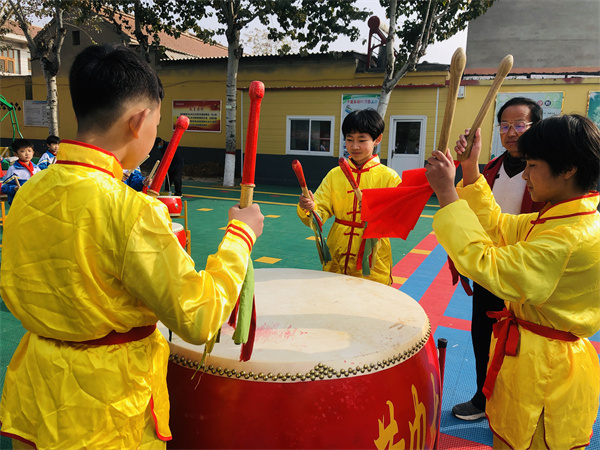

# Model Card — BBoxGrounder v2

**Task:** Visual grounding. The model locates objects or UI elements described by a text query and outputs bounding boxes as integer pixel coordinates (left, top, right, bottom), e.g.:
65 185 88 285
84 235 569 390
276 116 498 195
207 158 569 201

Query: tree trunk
44 70 59 136
222 29 241 187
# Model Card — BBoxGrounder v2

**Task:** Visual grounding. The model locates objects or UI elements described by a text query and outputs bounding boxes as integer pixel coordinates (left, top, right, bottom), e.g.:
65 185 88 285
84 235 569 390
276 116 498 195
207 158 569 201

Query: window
0 49 17 74
72 30 80 46
286 116 334 156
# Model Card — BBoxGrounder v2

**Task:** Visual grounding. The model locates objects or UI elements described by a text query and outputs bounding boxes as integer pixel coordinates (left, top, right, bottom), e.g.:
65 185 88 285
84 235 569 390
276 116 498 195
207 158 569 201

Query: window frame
286 115 335 157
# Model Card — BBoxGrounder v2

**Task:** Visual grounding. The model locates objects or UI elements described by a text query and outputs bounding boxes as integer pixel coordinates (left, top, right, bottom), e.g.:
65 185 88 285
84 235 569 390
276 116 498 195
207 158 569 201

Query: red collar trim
60 139 123 168
530 210 597 225
350 155 380 172
55 160 115 178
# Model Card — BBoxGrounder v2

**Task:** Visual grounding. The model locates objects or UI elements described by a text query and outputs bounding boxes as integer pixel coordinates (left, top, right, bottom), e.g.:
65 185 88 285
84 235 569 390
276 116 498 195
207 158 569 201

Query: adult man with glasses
450 96 545 421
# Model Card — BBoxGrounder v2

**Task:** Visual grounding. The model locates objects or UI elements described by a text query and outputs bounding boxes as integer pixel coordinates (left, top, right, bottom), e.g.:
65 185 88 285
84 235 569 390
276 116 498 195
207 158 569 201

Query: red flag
362 168 432 239
362 163 460 239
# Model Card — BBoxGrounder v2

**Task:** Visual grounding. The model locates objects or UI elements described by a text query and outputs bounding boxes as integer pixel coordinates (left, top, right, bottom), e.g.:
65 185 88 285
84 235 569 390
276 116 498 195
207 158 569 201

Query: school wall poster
172 100 222 132
586 91 600 128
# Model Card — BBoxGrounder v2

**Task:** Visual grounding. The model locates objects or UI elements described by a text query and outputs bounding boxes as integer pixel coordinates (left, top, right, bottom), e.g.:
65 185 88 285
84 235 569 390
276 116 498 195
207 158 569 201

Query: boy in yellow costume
425 115 600 449
0 44 264 449
297 109 401 285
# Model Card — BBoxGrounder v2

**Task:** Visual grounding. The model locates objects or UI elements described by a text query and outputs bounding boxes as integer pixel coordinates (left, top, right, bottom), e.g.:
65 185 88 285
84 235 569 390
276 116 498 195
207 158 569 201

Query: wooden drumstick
240 81 265 208
437 48 466 153
338 157 362 203
458 54 514 161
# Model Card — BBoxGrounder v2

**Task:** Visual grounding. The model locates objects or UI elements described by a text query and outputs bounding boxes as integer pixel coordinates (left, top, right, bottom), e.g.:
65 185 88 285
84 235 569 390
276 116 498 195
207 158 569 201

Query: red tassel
239 296 257 362
356 239 367 271
228 297 240 327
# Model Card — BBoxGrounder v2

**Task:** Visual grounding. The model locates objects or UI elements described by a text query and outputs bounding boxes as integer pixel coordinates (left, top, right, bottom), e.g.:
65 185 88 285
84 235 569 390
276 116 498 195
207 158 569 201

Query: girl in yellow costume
0 44 264 450
426 115 600 449
297 109 401 285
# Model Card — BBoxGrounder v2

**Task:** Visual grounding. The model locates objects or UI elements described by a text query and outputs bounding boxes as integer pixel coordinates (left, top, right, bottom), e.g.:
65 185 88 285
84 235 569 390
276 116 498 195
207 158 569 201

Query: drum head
160 268 430 379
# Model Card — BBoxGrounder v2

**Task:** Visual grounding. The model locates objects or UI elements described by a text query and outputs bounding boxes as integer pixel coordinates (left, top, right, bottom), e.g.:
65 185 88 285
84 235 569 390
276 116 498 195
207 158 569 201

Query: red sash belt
483 309 579 400
334 218 365 228
76 324 157 346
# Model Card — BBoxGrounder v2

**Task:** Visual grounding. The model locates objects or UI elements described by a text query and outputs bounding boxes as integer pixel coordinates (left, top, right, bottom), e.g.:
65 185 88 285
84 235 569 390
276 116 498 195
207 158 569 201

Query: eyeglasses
498 121 533 134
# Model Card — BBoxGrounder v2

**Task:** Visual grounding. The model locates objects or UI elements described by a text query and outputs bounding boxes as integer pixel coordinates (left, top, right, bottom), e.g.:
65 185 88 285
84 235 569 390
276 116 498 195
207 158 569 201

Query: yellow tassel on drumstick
458 54 514 161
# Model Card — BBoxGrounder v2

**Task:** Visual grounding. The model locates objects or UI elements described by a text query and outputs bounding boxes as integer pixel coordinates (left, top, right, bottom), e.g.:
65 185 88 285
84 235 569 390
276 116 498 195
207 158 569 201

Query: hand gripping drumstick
338 157 362 203
145 115 190 196
458 54 514 161
437 48 466 153
240 81 265 208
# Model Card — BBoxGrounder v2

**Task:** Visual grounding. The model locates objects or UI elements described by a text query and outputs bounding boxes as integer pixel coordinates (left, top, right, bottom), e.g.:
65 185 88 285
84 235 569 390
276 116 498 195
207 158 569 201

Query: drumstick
292 159 311 199
437 47 466 153
338 157 362 203
142 160 160 194
240 81 265 209
146 115 190 197
458 54 514 161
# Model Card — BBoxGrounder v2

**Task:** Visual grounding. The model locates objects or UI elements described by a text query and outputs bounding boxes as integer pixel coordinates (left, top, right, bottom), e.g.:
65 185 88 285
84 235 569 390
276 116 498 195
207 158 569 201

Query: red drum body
158 195 183 216
171 223 186 248
161 268 441 449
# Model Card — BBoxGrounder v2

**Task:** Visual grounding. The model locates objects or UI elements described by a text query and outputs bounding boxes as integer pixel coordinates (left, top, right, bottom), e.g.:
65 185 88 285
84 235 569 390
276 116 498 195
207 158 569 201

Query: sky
200 0 468 65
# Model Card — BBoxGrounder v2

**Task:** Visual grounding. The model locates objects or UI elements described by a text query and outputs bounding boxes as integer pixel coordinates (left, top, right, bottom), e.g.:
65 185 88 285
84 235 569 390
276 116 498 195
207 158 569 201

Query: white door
388 116 427 178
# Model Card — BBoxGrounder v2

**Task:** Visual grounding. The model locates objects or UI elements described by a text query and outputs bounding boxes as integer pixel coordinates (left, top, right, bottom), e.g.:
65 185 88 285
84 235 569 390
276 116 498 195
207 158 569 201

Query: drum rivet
301 375 306 381
187 359 192 366
310 375 316 381
258 372 264 378
281 376 288 381
209 365 214 370
193 361 199 367
236 373 241 378
267 372 273 379
285 372 291 378
296 373 302 378
253 375 259 380
231 369 237 375
263 376 269 381
318 363 323 368
319 374 325 379
309 369 315 375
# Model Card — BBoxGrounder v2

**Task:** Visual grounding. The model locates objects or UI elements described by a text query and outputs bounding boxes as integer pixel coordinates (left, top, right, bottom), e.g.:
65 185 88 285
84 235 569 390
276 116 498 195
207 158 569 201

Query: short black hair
69 44 164 133
342 109 385 141
46 135 60 145
11 138 33 153
518 114 600 191
497 97 543 124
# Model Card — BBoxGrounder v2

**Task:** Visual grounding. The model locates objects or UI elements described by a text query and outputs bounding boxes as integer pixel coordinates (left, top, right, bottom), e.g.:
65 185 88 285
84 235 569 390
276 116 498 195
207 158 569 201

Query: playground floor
1 178 599 449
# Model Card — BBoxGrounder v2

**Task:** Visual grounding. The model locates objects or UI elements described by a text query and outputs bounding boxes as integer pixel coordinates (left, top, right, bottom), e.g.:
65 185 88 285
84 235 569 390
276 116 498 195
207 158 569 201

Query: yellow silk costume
434 175 600 449
297 155 401 285
0 141 255 449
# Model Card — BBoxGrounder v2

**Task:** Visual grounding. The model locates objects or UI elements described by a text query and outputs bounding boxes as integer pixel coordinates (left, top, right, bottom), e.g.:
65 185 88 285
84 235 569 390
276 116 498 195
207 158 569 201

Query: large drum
161 268 441 449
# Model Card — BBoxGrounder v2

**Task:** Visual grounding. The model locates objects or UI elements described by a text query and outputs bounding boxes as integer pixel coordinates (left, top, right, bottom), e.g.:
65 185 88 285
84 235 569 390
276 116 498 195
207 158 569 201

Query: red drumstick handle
338 157 362 202
292 159 310 198
240 81 265 208
146 115 190 197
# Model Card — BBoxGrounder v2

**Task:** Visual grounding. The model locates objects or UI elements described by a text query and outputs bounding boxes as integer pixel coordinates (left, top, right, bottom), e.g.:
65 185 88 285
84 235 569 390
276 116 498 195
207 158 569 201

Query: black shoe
452 401 486 421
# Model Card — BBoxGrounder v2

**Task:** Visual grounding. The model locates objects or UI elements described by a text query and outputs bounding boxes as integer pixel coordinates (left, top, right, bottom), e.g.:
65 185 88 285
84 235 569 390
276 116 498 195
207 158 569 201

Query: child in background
123 166 151 191
1 138 40 205
297 109 401 285
0 43 264 450
38 135 60 169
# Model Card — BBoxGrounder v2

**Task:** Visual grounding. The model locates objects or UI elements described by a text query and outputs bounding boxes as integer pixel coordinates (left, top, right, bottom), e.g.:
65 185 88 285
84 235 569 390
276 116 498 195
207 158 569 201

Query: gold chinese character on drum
161 268 441 449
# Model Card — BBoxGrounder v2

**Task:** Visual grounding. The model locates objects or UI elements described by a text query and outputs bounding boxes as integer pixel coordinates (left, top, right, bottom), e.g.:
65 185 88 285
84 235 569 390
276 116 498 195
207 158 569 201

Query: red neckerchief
18 160 35 177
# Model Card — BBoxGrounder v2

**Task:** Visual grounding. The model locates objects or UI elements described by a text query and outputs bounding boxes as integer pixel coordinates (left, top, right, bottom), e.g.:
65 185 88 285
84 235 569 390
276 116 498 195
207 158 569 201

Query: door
388 116 427 178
